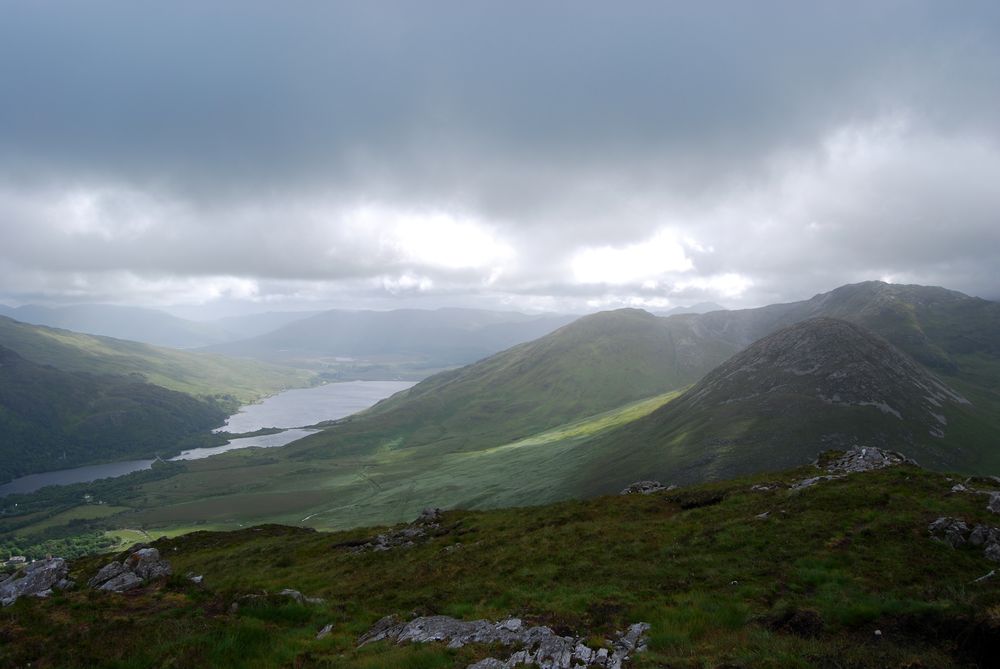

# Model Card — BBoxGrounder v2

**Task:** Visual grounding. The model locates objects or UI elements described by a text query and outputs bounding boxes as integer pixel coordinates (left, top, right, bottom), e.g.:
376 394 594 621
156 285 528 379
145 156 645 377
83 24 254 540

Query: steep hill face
577 317 985 493
0 346 227 481
682 317 968 426
289 308 737 459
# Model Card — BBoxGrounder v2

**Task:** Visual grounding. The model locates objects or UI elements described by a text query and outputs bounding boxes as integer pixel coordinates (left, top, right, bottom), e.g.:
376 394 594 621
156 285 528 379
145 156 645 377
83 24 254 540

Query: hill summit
683 317 969 431
576 317 979 492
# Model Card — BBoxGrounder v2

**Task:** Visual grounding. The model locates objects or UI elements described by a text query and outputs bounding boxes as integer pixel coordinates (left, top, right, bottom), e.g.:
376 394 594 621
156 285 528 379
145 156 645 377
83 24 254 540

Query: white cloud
571 229 694 285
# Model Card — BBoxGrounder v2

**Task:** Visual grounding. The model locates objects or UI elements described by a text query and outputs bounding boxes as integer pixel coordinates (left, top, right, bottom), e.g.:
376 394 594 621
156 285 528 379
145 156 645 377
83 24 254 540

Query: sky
1 1 999 317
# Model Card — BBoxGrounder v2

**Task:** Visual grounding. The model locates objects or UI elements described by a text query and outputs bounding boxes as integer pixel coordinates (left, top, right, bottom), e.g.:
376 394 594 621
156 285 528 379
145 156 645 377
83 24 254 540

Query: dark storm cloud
0 1 998 310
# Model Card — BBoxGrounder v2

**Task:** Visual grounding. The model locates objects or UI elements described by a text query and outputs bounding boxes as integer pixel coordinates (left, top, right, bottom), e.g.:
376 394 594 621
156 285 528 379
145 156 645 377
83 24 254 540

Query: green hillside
290 308 735 460
0 346 227 481
0 315 314 407
3 455 1000 668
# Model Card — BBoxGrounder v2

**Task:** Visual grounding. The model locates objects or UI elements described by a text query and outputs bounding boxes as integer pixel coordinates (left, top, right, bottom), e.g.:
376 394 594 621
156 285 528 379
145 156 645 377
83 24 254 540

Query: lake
0 380 415 497
217 380 415 433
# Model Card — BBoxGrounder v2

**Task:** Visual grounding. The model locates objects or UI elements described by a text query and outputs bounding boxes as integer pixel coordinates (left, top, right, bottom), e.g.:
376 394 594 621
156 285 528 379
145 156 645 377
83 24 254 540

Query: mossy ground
3 462 999 668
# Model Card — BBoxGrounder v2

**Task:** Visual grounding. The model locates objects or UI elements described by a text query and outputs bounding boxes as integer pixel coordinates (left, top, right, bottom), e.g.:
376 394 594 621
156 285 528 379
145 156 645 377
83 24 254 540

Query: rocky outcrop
791 447 912 490
929 517 1000 562
823 447 915 473
359 614 650 669
0 558 73 606
345 507 450 553
89 546 172 592
620 481 675 495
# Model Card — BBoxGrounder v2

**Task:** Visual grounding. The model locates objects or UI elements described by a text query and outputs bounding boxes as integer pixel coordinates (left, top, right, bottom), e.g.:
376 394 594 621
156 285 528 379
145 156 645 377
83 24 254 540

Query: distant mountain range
656 301 725 316
4 280 1000 534
0 303 321 349
200 308 580 376
130 280 1000 530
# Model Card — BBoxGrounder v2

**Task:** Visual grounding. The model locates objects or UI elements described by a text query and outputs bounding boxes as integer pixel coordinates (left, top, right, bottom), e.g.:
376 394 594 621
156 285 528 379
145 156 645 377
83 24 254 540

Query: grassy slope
289 308 734 461
0 346 228 481
0 315 314 405
72 390 684 534
3 461 1000 668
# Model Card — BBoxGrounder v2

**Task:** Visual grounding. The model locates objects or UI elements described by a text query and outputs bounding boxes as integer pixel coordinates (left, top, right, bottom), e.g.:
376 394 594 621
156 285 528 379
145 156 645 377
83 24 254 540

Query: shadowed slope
577 318 986 494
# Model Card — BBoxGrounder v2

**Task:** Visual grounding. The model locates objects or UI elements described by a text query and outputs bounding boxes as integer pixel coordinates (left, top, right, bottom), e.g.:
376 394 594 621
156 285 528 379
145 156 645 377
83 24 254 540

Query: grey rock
358 614 404 645
928 517 970 547
469 660 508 669
952 484 970 493
316 623 334 640
986 543 1000 563
989 493 1000 514
97 571 144 593
620 481 670 495
792 475 844 490
823 447 915 474
90 545 172 592
278 588 325 605
359 613 650 668
88 561 126 588
126 548 172 581
0 558 70 607
970 525 992 546
417 507 443 524
349 510 451 553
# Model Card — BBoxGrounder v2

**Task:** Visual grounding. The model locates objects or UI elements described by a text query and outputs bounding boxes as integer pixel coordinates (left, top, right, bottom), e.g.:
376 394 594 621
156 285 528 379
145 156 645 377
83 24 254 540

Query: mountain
657 301 725 316
691 281 1000 376
0 346 227 481
200 308 581 376
211 310 323 339
0 303 233 349
6 281 998 539
289 308 737 459
0 304 320 349
4 454 1000 668
574 318 989 494
0 315 313 407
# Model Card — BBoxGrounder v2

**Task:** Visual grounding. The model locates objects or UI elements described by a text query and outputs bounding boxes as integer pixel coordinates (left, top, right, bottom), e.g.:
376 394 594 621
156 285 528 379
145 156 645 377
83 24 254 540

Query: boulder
125 548 172 581
989 493 1000 514
928 517 970 548
0 558 70 607
986 543 1000 563
89 545 172 593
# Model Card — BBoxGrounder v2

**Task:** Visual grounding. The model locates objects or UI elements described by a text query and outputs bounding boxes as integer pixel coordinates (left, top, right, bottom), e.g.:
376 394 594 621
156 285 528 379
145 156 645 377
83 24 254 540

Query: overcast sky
1 1 998 316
